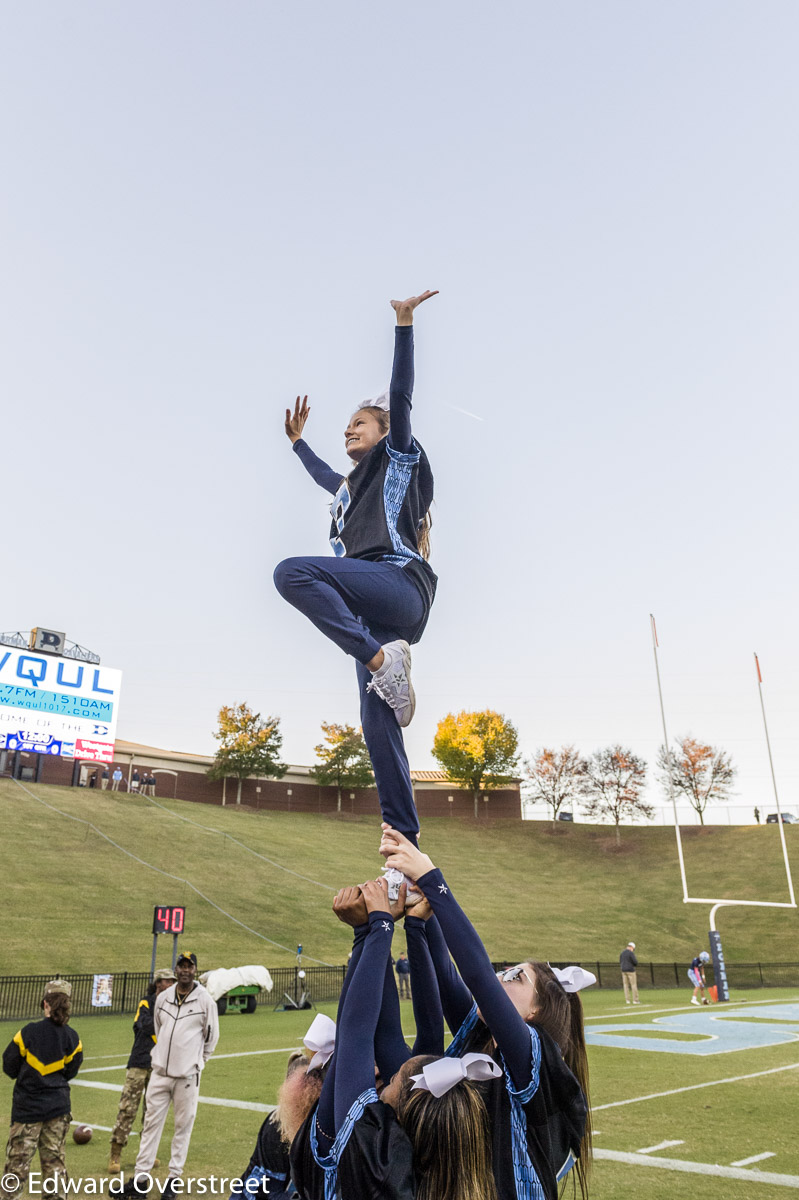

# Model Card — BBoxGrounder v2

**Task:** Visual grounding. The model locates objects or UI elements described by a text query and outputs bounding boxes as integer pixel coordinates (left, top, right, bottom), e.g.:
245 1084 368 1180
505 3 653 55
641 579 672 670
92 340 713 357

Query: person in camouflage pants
110 1068 150 1147
2 981 82 1200
109 968 176 1173
2 1115 71 1199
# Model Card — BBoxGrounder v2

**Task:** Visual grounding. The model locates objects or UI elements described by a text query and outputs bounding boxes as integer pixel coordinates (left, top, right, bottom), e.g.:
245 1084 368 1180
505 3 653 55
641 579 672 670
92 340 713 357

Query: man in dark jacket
619 942 639 1004
2 979 83 1199
394 951 411 999
109 968 176 1173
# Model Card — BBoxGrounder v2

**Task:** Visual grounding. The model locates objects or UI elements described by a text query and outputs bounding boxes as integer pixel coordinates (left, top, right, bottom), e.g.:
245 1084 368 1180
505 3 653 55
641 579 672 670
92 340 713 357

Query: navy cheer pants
273 556 425 843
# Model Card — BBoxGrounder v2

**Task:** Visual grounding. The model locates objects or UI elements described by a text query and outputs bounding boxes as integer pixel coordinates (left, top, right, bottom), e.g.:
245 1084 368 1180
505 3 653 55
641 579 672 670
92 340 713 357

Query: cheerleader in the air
274 291 438 845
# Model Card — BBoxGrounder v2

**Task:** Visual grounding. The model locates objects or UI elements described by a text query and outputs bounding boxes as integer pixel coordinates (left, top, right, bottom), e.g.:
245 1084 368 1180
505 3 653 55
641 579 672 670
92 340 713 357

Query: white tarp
200 965 274 1001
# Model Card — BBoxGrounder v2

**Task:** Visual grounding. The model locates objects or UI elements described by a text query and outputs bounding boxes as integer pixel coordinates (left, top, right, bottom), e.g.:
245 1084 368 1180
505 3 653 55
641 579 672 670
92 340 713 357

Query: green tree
432 710 520 819
310 722 374 813
524 745 588 825
582 744 650 844
207 703 286 805
656 735 736 825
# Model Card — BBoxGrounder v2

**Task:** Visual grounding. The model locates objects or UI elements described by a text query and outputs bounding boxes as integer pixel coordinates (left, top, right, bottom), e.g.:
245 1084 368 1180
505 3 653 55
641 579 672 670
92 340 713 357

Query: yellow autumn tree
207 703 286 805
432 710 520 819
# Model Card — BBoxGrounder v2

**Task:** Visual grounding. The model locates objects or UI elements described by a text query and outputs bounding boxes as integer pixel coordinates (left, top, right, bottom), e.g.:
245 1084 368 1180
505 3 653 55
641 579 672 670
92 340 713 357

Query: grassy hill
3 777 798 973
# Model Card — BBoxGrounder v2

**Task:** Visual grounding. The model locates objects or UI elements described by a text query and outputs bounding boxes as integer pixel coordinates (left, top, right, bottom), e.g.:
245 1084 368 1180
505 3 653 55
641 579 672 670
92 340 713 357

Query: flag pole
650 614 689 902
754 654 796 907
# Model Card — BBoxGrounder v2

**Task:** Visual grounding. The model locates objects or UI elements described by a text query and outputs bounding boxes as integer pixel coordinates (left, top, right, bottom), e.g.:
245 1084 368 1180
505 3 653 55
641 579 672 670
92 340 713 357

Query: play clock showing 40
152 905 185 935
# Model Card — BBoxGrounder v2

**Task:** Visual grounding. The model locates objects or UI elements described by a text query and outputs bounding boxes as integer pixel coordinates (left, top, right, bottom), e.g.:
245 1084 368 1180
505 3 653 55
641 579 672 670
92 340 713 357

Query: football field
2 987 797 1199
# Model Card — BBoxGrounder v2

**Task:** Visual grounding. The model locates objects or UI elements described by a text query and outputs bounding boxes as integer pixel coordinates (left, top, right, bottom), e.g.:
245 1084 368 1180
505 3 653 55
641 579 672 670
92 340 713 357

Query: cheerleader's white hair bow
411 1052 503 1098
303 1013 336 1069
357 389 390 412
550 965 597 993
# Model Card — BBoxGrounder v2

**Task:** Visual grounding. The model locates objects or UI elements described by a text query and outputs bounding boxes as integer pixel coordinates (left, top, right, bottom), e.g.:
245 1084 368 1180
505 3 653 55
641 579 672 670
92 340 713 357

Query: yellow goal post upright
649 615 796 1000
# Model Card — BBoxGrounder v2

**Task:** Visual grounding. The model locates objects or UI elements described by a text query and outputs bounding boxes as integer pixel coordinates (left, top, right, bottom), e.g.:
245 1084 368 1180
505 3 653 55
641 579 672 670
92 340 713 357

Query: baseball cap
176 952 198 967
44 979 72 998
628 942 636 949
153 968 177 982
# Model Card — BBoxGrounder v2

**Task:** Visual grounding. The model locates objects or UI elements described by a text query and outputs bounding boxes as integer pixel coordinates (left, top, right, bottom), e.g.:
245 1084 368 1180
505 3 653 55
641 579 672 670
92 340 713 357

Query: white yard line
210 1046 303 1061
585 995 799 1021
83 1054 138 1061
81 1047 307 1074
593 1061 799 1110
636 1139 685 1154
70 1121 137 1136
594 1149 799 1188
732 1152 777 1167
71 1080 274 1113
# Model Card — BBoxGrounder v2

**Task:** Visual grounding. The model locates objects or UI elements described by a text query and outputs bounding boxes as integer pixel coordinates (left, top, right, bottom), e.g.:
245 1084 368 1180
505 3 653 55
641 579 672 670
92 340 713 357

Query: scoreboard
152 905 185 935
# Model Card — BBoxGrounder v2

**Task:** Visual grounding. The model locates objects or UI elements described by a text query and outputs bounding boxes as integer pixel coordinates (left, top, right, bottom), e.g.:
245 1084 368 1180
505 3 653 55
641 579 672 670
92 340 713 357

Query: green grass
2 989 798 1199
2 778 798 972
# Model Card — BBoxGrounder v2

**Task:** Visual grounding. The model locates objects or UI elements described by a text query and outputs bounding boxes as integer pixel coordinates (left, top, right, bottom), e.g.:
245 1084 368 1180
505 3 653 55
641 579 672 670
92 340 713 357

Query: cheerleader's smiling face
344 409 385 463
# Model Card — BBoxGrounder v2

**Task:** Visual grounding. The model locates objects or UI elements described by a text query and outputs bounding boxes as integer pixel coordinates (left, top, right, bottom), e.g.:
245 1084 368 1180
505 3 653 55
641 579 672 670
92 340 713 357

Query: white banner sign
0 648 122 762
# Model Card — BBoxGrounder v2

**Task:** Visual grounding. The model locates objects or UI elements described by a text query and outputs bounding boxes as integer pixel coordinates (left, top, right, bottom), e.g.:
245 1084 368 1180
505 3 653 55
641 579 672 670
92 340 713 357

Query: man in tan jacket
124 952 219 1198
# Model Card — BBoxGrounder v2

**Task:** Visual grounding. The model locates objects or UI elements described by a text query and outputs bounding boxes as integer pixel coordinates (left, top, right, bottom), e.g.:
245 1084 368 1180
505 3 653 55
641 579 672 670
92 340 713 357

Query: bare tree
582 745 651 844
524 746 587 825
657 735 736 825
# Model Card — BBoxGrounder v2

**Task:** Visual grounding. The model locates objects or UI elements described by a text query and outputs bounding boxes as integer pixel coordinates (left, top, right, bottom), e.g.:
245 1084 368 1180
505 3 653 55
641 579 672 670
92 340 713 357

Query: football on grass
72 1125 93 1144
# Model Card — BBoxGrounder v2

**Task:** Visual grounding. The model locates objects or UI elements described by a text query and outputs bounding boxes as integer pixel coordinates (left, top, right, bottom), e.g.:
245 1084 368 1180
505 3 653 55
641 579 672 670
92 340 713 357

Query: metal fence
2 961 797 1023
0 967 348 1023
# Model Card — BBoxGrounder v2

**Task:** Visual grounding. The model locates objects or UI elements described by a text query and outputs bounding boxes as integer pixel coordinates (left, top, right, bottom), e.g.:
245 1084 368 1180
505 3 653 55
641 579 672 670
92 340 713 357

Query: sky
4 2 799 822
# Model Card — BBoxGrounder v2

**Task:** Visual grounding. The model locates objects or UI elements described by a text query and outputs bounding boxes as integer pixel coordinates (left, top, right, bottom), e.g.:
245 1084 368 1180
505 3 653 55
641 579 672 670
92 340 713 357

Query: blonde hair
274 1052 325 1145
397 1059 497 1200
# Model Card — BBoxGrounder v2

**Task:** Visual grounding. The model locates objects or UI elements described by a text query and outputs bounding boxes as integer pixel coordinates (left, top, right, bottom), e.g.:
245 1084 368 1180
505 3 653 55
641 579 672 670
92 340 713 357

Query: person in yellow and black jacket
1 979 83 1200
108 968 177 1174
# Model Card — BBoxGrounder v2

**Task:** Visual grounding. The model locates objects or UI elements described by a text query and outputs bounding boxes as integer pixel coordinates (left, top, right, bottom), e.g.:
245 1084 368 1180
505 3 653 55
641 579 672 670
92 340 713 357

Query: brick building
3 737 522 821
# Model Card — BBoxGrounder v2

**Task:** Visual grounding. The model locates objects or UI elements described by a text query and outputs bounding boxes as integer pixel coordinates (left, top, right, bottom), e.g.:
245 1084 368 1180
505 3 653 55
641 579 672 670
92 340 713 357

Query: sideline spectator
108 968 177 1174
619 941 639 1005
131 769 140 793
101 768 110 791
123 952 219 1199
1 980 83 1200
395 951 411 999
111 768 123 792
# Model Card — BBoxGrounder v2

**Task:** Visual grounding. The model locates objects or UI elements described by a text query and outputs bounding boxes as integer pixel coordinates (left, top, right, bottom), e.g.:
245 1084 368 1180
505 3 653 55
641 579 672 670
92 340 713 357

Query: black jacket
127 995 157 1070
290 1100 415 1200
3 1018 83 1123
619 949 638 972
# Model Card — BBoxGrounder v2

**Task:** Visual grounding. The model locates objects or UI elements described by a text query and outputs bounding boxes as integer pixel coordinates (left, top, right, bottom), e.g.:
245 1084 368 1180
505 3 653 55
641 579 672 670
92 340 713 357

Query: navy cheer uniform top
293 326 437 641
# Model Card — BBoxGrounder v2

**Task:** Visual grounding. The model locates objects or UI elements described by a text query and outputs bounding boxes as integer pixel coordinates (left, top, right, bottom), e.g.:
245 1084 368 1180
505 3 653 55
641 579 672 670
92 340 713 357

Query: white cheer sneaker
366 640 416 727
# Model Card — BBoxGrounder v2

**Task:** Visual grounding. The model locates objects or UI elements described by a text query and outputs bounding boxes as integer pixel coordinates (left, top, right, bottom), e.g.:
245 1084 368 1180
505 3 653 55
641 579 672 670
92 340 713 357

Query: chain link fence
2 961 797 1023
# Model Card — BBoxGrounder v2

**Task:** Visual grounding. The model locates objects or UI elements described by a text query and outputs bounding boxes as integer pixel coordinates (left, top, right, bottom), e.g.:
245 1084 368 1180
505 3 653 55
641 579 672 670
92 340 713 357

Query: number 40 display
152 906 185 935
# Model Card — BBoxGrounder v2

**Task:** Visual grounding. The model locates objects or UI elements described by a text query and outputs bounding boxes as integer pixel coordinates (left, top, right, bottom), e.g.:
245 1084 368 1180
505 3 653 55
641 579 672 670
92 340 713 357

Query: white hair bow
303 1013 336 1069
411 1052 503 1098
357 389 390 412
551 965 597 994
